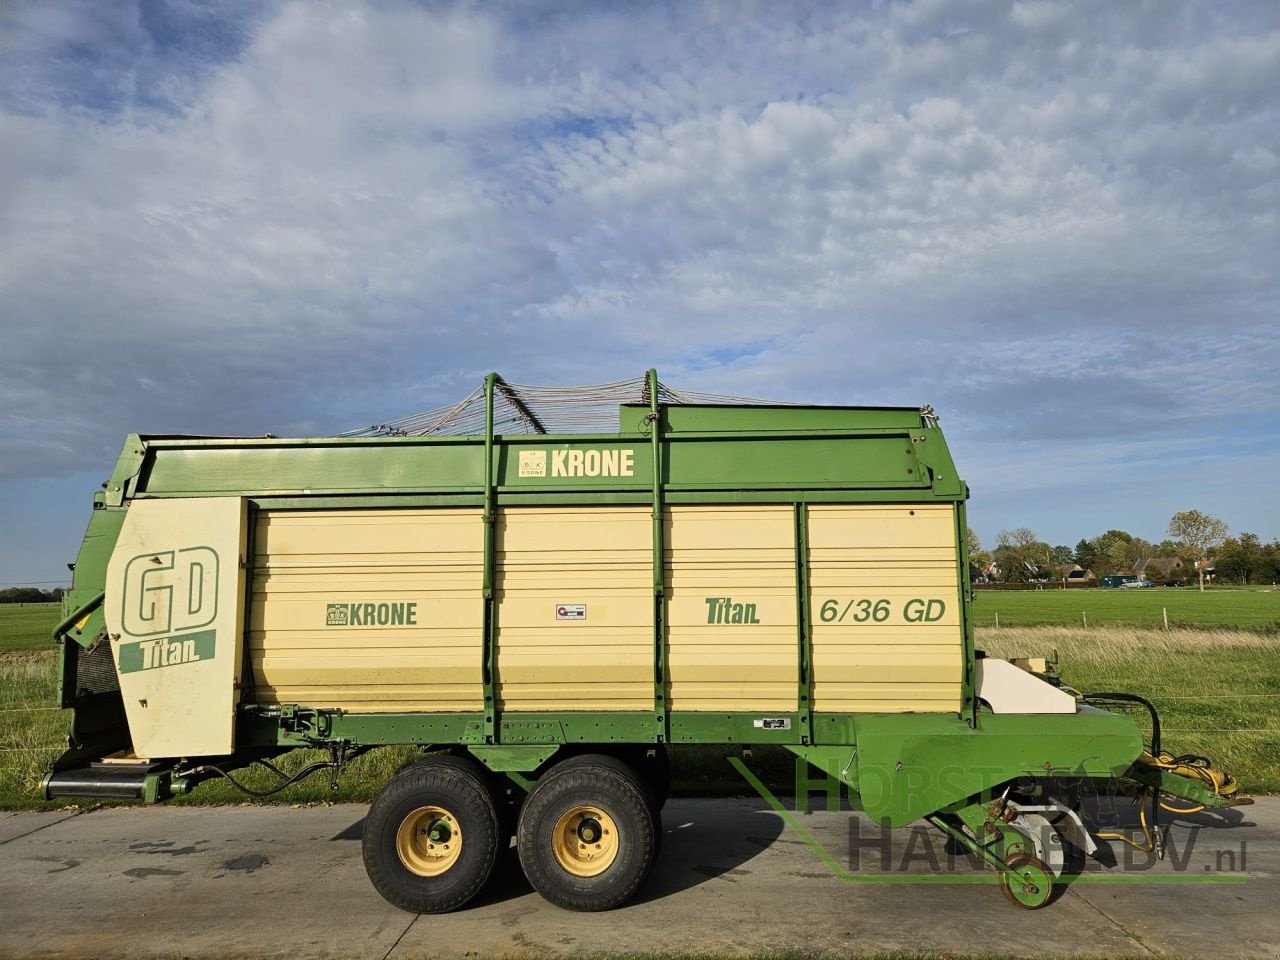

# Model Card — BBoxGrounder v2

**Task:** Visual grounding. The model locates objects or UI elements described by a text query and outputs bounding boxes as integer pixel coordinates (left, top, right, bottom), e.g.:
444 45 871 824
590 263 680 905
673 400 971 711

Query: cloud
0 1 1277 555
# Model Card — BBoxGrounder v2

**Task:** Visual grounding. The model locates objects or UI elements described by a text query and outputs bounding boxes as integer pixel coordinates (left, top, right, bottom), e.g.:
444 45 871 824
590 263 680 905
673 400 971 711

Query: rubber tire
362 756 501 914
551 753 663 852
400 754 515 839
554 753 658 809
518 756 657 911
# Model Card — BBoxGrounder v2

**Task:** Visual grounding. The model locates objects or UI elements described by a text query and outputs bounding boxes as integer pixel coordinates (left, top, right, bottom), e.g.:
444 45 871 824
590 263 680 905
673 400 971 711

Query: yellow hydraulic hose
1096 749 1241 852
1095 788 1157 852
1140 750 1239 814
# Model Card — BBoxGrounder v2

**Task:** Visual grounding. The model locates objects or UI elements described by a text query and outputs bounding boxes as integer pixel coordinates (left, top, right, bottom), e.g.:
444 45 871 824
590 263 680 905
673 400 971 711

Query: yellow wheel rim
551 805 619 877
396 805 462 877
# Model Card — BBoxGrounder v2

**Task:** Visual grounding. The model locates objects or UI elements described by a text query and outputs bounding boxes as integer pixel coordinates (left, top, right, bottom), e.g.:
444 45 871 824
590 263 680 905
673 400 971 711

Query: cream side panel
809 563 958 589
806 505 957 548
808 504 962 713
496 507 653 712
104 497 247 758
666 506 799 712
250 509 483 713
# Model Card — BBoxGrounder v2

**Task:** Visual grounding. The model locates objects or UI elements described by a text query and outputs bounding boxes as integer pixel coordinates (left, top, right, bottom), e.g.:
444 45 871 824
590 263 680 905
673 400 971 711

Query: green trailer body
45 372 1246 912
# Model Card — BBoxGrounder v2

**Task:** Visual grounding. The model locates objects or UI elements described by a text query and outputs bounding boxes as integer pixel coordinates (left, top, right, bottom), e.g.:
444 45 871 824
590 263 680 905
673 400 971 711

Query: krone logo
517 448 636 479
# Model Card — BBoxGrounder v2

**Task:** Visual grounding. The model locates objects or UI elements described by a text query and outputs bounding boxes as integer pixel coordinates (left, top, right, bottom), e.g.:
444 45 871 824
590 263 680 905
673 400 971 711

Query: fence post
1163 607 1169 631
1082 611 1088 628
995 612 999 629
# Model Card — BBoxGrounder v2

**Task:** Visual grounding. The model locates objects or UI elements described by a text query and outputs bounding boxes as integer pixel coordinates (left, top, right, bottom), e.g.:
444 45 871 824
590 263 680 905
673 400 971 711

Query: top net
340 374 790 438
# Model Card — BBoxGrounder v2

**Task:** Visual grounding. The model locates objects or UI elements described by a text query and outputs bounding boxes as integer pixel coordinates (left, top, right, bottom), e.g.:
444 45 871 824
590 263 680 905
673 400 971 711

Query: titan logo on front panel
116 547 219 672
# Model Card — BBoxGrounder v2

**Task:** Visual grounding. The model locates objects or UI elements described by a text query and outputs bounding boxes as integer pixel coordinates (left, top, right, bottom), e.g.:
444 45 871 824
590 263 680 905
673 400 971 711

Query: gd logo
121 547 220 638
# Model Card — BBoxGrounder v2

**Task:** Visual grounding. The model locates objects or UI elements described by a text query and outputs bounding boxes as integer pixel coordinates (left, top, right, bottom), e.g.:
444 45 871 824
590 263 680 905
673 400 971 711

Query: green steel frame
647 369 668 740
53 370 1186 826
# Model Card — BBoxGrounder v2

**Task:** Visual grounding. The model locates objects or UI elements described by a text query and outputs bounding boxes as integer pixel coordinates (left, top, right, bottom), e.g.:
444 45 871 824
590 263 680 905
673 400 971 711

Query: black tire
362 755 501 914
400 753 516 839
552 753 663 851
553 753 659 809
392 752 494 788
517 756 657 911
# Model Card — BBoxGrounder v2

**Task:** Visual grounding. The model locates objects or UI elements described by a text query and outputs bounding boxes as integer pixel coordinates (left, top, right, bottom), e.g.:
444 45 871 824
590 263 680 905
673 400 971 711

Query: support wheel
999 853 1055 909
362 756 501 913
518 757 657 911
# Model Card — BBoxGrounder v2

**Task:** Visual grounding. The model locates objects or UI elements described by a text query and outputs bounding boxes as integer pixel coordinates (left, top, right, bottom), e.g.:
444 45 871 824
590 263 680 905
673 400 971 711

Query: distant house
1053 564 1097 583
1138 557 1189 581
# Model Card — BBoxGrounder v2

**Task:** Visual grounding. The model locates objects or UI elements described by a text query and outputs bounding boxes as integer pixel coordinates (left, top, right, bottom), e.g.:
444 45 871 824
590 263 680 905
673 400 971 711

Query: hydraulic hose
1081 690 1244 849
178 759 341 798
1093 786 1159 853
1140 751 1240 813
1082 691 1163 853
1083 691 1161 755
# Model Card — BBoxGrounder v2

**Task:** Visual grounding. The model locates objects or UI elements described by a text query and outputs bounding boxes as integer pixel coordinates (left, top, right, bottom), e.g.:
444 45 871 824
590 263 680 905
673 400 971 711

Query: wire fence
0 746 63 753
0 706 60 714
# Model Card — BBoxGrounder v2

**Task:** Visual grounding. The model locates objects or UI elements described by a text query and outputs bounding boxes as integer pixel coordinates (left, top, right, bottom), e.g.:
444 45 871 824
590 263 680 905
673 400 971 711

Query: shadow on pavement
326 798 788 908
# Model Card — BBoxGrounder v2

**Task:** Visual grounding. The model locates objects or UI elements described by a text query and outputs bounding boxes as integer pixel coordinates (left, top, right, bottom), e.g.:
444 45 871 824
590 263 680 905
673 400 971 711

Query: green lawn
973 586 1280 629
0 603 59 654
0 653 64 808
4 623 1277 810
980 625 1280 796
5 592 1277 809
5 592 1277 655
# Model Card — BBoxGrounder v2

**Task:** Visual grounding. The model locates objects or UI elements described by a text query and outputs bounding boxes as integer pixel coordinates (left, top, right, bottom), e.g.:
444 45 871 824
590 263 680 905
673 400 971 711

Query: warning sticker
753 718 791 730
556 604 587 620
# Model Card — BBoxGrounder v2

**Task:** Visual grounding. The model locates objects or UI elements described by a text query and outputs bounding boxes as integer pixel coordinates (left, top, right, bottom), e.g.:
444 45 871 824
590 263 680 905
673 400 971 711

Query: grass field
979 625 1280 796
0 602 59 654
973 586 1280 629
6 592 1277 655
3 600 1276 810
0 654 65 810
0 651 426 811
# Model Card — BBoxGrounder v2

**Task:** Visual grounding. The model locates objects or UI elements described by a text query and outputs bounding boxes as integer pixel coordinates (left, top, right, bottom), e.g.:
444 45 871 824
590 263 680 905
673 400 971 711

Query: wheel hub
999 852 1054 909
396 805 463 877
552 805 619 877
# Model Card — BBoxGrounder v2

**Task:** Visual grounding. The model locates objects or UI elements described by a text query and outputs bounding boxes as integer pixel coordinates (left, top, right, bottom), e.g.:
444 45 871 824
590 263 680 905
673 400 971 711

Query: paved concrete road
1 798 1275 959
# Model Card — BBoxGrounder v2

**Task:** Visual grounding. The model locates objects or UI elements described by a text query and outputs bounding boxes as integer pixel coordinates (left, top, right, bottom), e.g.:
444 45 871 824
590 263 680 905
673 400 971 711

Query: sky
1 0 1278 586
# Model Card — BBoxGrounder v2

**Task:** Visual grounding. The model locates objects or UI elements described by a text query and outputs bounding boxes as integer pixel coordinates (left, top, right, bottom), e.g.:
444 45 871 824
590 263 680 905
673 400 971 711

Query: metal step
42 762 170 801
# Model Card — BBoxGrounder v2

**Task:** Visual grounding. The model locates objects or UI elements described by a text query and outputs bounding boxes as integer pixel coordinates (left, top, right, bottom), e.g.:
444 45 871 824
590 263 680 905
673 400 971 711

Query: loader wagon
45 372 1247 911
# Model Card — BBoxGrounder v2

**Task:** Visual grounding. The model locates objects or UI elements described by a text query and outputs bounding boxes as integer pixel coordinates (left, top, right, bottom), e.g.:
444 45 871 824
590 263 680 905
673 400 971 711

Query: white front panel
975 658 1077 714
105 497 247 758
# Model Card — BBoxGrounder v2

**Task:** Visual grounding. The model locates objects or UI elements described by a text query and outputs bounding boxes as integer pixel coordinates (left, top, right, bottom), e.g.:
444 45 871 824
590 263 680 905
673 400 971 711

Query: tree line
0 587 65 604
5 509 1275 597
970 509 1279 588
